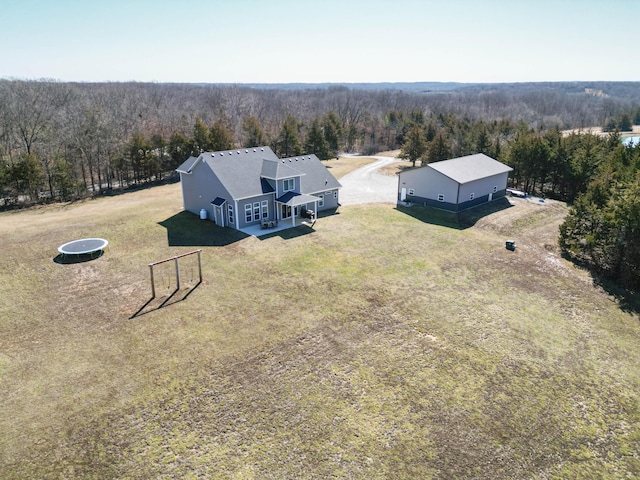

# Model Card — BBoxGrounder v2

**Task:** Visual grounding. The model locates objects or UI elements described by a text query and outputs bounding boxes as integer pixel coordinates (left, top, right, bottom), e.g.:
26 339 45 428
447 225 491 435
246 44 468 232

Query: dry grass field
1 161 639 478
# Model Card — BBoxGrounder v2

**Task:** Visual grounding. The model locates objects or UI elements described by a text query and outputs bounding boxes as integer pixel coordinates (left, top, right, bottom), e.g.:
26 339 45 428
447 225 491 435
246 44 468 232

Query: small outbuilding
398 153 513 212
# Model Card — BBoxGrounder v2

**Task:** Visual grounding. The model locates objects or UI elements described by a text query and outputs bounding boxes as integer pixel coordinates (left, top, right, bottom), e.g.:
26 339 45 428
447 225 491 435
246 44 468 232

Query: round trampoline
58 238 109 258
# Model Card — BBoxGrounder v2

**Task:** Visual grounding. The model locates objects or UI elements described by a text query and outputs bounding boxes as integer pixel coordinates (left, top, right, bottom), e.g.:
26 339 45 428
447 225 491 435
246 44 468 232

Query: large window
261 200 269 219
245 204 252 222
283 178 294 191
228 204 234 224
253 202 260 221
316 194 324 208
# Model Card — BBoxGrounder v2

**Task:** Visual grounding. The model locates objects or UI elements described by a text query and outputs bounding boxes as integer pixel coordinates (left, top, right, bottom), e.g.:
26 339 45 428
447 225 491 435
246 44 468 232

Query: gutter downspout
235 199 239 230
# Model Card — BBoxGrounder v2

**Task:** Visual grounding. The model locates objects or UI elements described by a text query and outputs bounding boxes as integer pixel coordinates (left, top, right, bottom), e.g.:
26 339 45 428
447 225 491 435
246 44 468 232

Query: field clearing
1 179 639 478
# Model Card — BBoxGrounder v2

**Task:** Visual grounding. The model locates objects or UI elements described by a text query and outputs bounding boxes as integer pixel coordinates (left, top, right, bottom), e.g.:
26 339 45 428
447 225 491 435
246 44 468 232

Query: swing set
148 249 202 298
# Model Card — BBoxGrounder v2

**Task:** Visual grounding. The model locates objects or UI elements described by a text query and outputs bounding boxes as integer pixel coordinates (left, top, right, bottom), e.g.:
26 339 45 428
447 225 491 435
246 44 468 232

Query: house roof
176 155 200 174
426 153 513 184
280 155 342 193
177 146 341 201
261 159 305 180
276 191 321 207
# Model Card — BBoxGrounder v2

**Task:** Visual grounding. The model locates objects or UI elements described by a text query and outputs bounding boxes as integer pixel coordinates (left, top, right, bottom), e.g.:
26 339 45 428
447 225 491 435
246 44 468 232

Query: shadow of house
396 197 513 230
256 224 316 241
158 211 248 247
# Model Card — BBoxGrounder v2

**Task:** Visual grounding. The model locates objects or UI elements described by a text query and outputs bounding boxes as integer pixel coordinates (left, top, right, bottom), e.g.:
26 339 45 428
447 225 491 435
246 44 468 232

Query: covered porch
239 192 318 237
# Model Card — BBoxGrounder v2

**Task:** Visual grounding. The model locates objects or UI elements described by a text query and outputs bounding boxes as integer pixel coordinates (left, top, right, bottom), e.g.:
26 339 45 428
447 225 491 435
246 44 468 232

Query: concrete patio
238 217 315 237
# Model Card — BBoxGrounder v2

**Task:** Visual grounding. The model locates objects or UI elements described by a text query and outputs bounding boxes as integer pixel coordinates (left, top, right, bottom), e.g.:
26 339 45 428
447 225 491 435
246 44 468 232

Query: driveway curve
339 155 400 205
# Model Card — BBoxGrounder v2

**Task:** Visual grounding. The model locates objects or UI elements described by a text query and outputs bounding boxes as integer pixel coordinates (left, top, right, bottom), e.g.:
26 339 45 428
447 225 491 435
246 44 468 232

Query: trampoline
58 238 109 259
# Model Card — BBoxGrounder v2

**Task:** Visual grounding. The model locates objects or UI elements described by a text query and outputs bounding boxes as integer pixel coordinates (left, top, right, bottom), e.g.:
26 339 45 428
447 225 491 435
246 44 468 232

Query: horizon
1 0 638 84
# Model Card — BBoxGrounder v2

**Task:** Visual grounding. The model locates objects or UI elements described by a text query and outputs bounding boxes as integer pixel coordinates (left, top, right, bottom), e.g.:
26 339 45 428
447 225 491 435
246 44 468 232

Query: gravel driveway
339 156 399 205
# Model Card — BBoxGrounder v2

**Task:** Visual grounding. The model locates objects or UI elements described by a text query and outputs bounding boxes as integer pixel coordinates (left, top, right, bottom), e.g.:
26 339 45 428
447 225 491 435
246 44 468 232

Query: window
438 194 444 202
493 186 498 193
253 202 260 221
470 193 475 200
283 178 294 191
333 191 338 199
245 204 252 222
408 188 415 196
261 200 269 219
317 194 324 208
228 204 234 224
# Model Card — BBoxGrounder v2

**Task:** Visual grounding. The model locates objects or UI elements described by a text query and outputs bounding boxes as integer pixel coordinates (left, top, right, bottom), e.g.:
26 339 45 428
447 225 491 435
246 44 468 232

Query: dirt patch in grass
1 185 639 479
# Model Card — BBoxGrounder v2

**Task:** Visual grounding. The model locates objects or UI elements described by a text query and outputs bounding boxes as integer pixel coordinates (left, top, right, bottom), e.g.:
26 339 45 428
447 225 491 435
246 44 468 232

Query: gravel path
339 156 399 205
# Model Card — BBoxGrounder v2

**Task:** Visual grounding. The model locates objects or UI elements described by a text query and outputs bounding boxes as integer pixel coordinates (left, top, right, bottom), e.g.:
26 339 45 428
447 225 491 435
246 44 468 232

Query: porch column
291 205 295 227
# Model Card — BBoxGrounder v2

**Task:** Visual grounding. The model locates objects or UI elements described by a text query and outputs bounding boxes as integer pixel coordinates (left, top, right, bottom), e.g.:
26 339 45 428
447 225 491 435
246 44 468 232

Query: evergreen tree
323 111 343 154
51 157 77 200
427 131 451 163
168 132 193 167
209 118 235 151
274 114 302 157
399 124 427 167
304 118 331 160
242 116 266 147
192 117 212 153
618 113 633 132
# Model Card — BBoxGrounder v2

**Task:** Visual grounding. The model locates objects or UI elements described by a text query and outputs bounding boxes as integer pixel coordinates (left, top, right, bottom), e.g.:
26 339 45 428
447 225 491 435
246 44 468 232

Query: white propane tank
199 208 207 220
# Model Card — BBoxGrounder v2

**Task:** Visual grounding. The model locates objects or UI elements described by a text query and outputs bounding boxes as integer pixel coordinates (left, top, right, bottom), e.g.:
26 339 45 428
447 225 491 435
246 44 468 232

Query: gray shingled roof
276 191 321 206
176 155 200 174
261 159 305 180
427 153 513 184
279 155 342 193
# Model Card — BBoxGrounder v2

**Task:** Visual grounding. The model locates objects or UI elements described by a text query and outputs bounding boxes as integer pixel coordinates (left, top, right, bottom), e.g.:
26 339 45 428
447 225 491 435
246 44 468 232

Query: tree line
2 79 639 205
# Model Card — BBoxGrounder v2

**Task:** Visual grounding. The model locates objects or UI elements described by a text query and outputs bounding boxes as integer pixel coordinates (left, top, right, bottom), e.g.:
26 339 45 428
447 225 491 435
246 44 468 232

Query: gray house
398 153 513 212
176 146 341 231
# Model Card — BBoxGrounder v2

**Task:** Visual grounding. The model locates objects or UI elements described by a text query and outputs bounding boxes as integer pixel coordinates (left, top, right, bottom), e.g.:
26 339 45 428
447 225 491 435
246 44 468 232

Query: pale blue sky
0 0 636 83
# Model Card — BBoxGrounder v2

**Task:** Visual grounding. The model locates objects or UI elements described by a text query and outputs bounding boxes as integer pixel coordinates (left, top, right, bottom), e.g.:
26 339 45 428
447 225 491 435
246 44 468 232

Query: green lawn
1 184 639 479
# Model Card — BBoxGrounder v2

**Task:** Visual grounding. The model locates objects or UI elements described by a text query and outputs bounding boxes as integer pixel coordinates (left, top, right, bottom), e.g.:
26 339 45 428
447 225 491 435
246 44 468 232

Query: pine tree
274 114 302 157
399 124 427 167
242 116 266 147
304 118 331 160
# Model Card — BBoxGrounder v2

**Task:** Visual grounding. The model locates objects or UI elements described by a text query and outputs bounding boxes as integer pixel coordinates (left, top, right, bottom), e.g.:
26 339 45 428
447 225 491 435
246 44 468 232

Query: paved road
339 156 400 205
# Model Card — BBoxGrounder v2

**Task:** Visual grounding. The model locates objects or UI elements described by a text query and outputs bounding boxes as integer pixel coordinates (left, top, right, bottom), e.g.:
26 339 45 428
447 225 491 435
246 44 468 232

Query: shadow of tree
395 197 514 230
158 211 248 246
560 252 640 316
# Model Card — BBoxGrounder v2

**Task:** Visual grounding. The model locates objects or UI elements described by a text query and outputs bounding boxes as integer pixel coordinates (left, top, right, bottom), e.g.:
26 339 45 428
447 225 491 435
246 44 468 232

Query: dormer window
283 178 295 191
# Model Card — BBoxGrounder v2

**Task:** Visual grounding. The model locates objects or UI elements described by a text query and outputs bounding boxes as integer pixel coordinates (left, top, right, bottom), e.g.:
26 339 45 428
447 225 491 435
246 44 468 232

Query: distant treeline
1 79 639 289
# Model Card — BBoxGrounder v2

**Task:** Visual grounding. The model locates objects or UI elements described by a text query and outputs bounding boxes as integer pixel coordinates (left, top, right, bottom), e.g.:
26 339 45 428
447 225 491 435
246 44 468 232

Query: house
398 153 513 212
176 146 341 231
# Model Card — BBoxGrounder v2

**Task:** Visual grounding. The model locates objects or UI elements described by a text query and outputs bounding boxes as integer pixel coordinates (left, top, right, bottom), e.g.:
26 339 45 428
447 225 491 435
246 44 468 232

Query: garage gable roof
426 153 513 184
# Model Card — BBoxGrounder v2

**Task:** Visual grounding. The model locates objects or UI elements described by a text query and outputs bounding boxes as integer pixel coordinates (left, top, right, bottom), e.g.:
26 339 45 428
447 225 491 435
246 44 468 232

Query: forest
1 79 639 290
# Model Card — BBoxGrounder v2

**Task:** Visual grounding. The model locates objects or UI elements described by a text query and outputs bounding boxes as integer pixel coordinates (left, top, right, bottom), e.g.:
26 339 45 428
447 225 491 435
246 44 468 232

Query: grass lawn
1 178 639 478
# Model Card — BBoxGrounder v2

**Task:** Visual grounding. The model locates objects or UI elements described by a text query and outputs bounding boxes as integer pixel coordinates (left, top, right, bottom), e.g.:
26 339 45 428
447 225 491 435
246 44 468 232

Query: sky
0 0 637 84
